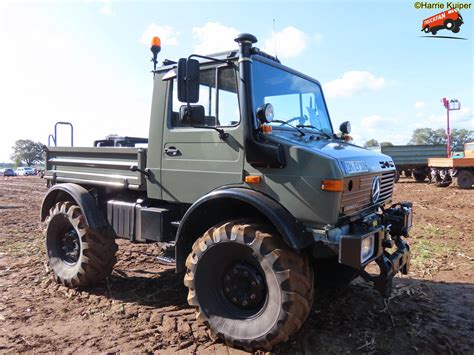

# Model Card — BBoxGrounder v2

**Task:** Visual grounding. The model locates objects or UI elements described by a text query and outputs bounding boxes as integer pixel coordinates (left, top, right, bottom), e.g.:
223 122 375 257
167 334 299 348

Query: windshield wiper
296 124 332 139
272 120 305 136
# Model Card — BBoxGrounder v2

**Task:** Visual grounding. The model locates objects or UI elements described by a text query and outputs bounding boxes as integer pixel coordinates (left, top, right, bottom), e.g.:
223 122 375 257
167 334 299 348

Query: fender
40 183 107 228
175 187 312 272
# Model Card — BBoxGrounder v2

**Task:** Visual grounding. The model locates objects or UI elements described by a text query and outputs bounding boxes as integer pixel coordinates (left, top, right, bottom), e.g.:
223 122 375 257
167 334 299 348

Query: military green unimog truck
40 33 412 351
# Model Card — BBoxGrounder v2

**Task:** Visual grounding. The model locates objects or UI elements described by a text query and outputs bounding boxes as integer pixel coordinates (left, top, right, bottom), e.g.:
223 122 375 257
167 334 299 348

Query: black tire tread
45 201 118 288
185 220 313 352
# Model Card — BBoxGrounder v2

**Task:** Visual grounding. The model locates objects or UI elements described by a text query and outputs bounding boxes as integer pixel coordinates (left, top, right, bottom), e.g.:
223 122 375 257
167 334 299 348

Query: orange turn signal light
245 175 262 184
261 125 272 134
151 36 161 47
321 179 344 192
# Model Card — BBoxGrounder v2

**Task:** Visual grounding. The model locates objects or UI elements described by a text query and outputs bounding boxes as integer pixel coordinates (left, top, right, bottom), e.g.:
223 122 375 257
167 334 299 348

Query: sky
0 0 473 162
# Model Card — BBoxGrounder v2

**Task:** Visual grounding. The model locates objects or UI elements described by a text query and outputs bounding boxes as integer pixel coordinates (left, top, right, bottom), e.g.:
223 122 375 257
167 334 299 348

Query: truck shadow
84 265 473 353
86 267 189 310
278 277 474 354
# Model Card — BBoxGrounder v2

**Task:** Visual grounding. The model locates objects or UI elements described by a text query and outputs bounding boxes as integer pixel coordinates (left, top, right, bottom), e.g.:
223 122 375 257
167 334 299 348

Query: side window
171 66 239 127
217 67 239 126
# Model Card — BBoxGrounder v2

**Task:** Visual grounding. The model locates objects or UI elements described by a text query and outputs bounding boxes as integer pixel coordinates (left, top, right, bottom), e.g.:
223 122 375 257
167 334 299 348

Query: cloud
413 106 473 129
262 26 309 59
140 24 179 46
84 0 114 15
361 115 392 131
414 101 425 109
192 22 239 54
324 71 386 98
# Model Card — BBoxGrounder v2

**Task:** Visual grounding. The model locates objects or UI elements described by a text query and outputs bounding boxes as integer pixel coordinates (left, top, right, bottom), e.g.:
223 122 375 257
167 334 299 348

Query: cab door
160 65 244 203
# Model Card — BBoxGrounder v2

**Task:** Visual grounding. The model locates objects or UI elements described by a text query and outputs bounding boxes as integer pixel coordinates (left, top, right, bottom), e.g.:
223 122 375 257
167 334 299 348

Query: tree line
364 128 473 151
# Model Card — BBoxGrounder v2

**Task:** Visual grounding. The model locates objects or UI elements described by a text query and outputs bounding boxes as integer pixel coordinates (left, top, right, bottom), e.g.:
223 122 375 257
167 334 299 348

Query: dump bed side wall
428 157 474 168
44 147 147 190
381 145 447 168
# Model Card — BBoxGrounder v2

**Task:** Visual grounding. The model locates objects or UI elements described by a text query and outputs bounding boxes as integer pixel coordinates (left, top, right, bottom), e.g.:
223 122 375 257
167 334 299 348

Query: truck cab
40 33 412 352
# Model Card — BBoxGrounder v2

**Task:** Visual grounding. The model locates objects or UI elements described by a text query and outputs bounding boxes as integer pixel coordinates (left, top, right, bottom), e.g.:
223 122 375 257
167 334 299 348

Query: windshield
251 60 332 135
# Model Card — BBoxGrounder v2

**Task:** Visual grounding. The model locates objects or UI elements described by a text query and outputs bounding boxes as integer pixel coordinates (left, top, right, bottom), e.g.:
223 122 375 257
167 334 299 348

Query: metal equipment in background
48 121 74 147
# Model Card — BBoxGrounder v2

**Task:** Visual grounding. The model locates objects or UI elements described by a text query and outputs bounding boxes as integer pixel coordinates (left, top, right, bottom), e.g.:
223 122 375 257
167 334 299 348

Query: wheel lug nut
225 287 230 293
243 271 248 276
225 275 230 281
231 297 237 303
250 294 256 300
251 281 257 287
242 300 248 306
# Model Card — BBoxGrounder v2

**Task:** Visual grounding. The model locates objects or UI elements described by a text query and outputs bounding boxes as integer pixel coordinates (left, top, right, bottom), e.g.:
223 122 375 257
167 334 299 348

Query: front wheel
184 220 314 352
45 201 118 287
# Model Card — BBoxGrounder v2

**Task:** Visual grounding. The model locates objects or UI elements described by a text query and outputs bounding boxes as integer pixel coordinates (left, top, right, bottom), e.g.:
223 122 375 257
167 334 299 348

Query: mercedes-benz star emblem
371 176 381 203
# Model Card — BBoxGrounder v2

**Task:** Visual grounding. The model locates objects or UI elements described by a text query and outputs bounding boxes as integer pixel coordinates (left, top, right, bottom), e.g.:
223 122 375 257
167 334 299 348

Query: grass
410 223 461 275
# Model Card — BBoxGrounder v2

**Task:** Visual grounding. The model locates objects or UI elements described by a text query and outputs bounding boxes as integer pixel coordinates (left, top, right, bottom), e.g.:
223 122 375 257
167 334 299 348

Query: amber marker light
321 179 344 192
245 175 262 184
261 125 272 134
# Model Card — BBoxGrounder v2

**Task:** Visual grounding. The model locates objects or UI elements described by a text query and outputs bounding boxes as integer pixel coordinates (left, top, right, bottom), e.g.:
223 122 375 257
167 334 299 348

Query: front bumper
332 202 412 297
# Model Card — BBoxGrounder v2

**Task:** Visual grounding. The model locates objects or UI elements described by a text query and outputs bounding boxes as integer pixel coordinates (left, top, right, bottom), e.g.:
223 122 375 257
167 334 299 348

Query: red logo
421 9 464 35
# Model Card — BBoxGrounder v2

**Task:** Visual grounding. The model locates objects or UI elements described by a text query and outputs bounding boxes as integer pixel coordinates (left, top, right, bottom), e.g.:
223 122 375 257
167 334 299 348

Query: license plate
343 160 369 174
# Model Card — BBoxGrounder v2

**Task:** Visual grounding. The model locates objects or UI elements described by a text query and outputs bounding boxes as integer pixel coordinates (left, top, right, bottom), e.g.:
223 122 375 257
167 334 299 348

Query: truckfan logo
371 176 381 203
421 9 464 35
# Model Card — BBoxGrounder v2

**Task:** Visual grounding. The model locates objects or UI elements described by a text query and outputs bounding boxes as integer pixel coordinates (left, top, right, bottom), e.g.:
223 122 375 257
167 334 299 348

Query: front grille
340 171 395 217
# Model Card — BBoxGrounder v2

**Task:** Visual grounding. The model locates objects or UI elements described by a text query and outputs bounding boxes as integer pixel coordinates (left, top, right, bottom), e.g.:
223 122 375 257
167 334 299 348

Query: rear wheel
184 220 313 352
452 27 460 33
45 201 118 287
454 170 473 189
413 172 427 183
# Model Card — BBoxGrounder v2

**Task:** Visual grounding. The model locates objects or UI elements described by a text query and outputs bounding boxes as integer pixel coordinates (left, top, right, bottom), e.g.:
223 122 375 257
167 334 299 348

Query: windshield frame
251 55 334 136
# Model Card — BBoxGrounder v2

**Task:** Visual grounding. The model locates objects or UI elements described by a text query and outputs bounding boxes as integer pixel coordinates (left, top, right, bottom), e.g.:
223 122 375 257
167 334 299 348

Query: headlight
361 235 375 263
256 103 274 123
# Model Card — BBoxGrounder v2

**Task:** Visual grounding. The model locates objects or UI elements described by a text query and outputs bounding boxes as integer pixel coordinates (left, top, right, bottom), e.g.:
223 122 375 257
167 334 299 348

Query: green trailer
381 144 447 182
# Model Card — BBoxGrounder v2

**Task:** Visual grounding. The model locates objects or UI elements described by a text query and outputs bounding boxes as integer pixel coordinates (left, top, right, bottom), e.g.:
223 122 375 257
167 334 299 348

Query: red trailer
421 9 463 35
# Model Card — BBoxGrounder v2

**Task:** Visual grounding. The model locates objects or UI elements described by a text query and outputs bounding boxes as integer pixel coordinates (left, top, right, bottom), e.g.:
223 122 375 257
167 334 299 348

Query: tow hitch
360 202 413 297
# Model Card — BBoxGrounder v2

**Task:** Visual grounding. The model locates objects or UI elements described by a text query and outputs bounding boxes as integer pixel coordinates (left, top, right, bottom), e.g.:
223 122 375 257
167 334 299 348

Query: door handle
164 146 180 156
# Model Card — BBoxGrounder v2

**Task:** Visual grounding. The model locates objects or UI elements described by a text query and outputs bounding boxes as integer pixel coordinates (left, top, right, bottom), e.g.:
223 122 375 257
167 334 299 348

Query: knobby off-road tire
184 220 314 352
45 201 118 288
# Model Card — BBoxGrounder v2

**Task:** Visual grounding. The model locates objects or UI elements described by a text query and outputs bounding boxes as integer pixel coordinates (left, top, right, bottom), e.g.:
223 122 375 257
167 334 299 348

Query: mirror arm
191 125 229 140
188 54 232 65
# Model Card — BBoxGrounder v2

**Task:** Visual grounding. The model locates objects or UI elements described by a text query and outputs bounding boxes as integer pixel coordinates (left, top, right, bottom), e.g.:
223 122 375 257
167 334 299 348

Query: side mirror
179 105 205 125
177 58 200 103
340 121 351 135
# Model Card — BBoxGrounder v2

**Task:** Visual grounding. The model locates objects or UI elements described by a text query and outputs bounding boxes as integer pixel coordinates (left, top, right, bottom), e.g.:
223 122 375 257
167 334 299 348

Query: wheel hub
222 262 265 309
59 228 80 264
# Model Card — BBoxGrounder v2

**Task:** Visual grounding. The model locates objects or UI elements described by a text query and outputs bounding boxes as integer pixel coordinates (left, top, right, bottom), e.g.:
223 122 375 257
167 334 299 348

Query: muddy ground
0 177 473 354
